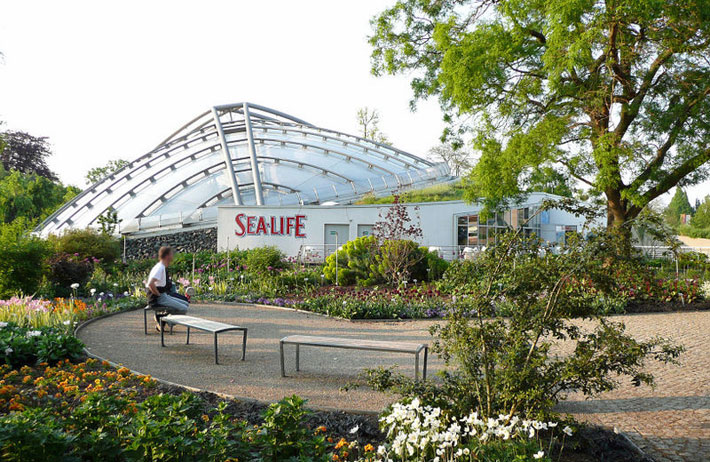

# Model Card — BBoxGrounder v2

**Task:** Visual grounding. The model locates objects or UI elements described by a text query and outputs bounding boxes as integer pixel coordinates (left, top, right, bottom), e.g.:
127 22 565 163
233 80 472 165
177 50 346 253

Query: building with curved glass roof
37 103 452 237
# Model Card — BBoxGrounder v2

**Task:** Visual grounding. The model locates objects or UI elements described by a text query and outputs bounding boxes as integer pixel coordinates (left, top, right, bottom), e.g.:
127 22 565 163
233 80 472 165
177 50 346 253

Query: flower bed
0 360 638 462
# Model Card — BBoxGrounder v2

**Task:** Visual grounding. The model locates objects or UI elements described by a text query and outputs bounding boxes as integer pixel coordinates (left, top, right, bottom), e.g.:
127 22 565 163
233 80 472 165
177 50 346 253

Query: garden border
193 299 710 321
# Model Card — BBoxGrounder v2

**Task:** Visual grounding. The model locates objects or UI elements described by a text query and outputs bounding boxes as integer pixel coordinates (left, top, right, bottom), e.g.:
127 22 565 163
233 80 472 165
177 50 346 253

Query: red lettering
295 215 306 238
246 216 255 234
286 216 295 235
235 213 246 237
270 216 281 235
256 216 267 234
280 216 285 235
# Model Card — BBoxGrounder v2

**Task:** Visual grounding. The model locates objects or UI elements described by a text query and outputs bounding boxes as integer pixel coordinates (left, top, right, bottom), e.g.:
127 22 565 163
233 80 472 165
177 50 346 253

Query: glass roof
37 103 452 236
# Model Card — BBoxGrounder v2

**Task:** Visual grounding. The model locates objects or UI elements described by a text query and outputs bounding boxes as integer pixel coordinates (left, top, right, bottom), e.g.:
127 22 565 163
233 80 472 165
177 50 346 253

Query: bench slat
163 315 243 333
281 335 425 353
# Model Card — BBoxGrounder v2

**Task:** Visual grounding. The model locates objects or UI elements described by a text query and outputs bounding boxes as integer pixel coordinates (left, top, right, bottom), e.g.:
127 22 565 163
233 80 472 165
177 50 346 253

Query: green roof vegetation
356 181 466 204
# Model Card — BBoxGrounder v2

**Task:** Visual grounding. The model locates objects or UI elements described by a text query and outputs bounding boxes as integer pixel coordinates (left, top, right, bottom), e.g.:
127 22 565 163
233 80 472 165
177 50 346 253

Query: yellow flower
364 444 374 452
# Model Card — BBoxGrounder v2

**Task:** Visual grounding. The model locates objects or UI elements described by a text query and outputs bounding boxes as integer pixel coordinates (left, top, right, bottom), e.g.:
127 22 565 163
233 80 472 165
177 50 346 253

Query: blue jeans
156 289 189 314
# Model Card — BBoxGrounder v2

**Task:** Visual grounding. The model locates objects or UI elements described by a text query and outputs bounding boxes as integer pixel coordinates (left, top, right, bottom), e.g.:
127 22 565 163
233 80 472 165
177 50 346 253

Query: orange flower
315 425 327 433
364 444 374 452
8 401 24 411
335 438 347 450
332 455 339 461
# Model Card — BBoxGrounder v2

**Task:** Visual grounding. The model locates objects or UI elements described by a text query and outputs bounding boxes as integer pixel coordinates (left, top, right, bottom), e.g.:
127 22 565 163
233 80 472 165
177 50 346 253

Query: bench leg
280 341 286 377
214 333 219 365
144 309 148 335
160 320 165 347
415 351 420 381
423 347 428 381
241 329 247 361
295 344 300 371
186 326 190 345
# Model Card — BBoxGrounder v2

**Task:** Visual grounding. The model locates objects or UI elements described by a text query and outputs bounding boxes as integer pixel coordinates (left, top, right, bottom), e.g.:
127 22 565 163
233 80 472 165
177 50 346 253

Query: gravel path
78 304 710 461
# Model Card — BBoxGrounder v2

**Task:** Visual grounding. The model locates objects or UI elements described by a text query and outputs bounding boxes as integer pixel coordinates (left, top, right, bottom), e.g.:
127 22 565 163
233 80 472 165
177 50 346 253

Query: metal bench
143 305 170 335
160 315 247 364
279 335 428 380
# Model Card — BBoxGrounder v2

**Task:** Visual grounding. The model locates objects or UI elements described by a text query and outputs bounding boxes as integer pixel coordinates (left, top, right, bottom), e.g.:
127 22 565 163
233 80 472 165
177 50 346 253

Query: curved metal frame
37 103 451 236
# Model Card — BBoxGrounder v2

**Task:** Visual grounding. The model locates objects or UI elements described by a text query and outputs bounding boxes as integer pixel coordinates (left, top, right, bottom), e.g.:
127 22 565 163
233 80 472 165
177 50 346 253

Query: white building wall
217 193 591 257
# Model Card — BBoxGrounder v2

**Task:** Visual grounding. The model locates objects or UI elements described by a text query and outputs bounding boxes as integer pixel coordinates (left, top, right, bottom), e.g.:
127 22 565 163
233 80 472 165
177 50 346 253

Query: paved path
78 304 709 462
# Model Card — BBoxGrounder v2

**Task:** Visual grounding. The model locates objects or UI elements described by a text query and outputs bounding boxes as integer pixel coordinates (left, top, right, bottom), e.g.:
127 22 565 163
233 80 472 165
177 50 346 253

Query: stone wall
124 227 217 260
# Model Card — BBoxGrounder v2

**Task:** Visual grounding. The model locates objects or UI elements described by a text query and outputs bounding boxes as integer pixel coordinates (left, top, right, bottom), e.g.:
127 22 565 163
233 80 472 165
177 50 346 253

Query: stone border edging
73 306 379 416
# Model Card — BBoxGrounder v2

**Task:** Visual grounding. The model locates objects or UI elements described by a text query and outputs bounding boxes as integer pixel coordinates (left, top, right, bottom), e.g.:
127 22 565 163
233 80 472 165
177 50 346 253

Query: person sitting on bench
146 246 189 331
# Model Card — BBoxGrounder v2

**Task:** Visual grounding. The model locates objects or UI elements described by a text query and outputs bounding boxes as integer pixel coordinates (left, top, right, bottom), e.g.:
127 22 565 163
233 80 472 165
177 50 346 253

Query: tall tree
356 107 390 144
664 187 693 226
429 143 472 177
0 130 58 180
0 167 79 225
369 0 710 237
85 158 129 185
692 195 710 229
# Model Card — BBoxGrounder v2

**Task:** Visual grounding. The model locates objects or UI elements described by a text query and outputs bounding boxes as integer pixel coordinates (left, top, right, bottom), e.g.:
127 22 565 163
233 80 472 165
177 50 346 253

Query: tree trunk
606 190 639 256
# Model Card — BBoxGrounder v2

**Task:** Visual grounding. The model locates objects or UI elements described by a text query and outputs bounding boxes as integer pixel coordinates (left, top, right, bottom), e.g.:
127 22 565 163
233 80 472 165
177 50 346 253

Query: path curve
78 304 710 462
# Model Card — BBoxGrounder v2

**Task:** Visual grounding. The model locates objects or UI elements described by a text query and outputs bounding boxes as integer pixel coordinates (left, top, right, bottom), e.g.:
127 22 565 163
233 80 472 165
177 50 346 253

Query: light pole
334 231 339 286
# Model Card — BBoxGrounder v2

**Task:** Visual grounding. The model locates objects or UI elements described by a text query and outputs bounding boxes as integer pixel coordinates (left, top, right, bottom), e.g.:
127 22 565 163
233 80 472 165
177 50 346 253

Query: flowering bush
702 280 710 300
372 399 573 461
0 323 83 367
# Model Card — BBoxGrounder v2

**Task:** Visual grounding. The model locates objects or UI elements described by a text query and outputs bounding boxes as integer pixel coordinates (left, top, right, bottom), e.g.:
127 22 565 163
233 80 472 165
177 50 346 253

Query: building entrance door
324 224 350 256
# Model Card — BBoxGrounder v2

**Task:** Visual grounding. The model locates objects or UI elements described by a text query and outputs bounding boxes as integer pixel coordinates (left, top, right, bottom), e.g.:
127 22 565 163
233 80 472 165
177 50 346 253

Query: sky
0 0 707 204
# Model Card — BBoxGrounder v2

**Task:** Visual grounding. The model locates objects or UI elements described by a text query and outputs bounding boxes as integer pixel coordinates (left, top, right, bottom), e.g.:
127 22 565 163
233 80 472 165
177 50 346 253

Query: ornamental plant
362 202 683 420
0 323 83 367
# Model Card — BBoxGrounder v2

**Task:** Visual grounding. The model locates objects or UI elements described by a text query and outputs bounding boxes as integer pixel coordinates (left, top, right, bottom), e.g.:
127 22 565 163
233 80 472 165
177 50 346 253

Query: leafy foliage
49 228 121 270
369 0 710 230
85 159 129 185
0 220 51 298
0 323 84 367
0 130 57 180
323 235 379 286
664 188 694 226
360 208 683 419
0 167 79 225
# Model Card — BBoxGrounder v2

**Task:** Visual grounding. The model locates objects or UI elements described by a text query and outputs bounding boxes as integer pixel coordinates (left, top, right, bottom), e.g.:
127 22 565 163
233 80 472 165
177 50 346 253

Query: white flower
26 330 41 338
4 347 12 355
533 450 545 459
563 425 574 437
90 288 97 295
99 292 105 297
349 425 359 434
63 320 71 325
70 283 80 289
0 322 7 328
124 291 129 296
113 283 119 287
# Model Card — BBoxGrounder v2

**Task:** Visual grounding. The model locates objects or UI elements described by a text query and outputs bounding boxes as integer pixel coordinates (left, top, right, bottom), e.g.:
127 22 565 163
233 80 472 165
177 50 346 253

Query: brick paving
78 305 709 462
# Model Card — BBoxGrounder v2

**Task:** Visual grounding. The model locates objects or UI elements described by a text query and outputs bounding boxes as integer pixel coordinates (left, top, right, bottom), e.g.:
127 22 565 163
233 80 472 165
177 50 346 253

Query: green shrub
362 228 683 420
46 253 94 296
323 235 379 285
245 246 285 272
677 224 710 239
0 323 84 367
0 220 51 298
50 228 121 270
0 408 75 462
256 395 328 460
